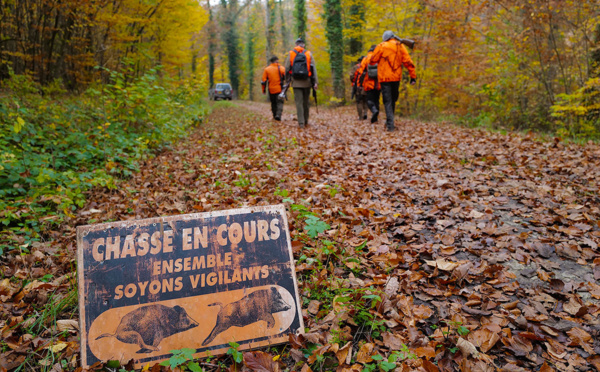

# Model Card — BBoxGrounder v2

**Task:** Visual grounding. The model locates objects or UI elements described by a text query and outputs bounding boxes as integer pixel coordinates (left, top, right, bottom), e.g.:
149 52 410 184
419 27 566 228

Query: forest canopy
1 0 600 135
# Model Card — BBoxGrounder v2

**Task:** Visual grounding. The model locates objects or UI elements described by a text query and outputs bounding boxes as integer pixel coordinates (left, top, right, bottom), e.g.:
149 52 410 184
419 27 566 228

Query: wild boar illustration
202 286 291 346
96 304 198 353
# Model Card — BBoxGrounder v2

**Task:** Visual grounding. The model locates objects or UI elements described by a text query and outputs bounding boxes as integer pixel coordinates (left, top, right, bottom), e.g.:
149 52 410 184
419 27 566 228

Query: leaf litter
1 102 599 371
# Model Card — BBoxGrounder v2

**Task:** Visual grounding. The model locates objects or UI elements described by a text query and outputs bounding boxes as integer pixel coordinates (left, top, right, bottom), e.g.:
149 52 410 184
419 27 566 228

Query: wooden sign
77 205 304 368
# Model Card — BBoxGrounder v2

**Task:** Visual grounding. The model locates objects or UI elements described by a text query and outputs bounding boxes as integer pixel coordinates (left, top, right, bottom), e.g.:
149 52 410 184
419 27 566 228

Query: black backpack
291 50 310 80
367 64 378 79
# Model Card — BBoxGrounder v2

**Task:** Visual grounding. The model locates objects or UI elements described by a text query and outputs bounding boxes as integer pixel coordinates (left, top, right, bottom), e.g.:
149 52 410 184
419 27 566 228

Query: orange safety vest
357 52 380 91
262 63 286 94
289 46 312 77
371 39 416 83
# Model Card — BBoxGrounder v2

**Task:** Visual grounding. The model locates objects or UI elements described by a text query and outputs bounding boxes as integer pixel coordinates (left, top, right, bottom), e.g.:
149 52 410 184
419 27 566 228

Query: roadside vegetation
0 70 208 253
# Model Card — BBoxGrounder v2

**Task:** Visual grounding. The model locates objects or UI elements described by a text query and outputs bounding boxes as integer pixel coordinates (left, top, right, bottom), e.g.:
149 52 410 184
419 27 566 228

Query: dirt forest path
3 101 600 370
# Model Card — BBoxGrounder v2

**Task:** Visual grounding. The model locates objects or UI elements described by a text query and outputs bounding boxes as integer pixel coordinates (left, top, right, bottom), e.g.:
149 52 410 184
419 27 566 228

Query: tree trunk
324 0 345 100
294 0 306 41
207 0 216 88
221 0 241 94
266 0 275 63
279 0 289 54
346 0 365 58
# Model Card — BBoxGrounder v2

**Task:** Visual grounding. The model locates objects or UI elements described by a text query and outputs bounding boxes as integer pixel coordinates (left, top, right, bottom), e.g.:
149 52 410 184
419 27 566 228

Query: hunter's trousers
380 81 400 131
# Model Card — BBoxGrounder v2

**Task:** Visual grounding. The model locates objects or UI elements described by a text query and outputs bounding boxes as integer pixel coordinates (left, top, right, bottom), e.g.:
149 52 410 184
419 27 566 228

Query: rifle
312 86 318 113
392 35 416 49
278 82 290 101
351 85 356 100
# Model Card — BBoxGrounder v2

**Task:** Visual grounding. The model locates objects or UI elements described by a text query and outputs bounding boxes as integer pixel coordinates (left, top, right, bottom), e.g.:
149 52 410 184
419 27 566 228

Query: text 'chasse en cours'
87 218 282 301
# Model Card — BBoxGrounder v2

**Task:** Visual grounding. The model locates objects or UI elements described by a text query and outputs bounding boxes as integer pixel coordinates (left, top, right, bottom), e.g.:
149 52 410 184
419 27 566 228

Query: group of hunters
261 30 416 132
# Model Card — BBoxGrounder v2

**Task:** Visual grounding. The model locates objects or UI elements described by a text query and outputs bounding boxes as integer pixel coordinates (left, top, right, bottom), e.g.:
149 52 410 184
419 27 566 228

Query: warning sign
77 205 304 367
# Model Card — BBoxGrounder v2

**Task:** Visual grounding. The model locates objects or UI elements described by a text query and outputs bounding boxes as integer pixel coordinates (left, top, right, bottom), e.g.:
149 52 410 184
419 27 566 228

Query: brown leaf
563 297 583 316
468 329 500 353
355 343 374 364
422 359 439 372
539 325 558 337
462 305 491 317
413 304 434 320
243 351 279 372
422 287 444 296
588 355 600 371
289 334 305 349
461 359 494 372
457 337 479 359
544 340 567 359
414 346 436 359
539 361 555 372
335 342 352 365
302 332 322 344
290 349 304 363
441 234 455 245
300 363 313 372
307 345 330 364
336 364 363 372
567 327 594 354
503 335 532 356
56 320 79 333
382 332 404 351
384 277 399 297
307 300 321 315
500 363 529 372
425 258 460 271
291 240 303 254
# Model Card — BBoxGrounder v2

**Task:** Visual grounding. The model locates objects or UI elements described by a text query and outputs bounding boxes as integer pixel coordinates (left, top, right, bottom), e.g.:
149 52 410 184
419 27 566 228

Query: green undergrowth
0 69 209 253
445 111 600 144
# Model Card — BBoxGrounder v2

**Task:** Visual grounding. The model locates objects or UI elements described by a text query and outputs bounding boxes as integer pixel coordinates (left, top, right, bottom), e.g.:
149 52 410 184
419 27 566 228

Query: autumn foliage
1 1 600 371
0 0 207 85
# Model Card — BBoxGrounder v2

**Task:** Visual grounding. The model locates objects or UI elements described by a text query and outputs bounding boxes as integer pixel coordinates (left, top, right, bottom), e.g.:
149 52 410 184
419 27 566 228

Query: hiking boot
363 115 368 120
386 126 397 132
275 117 281 121
371 110 379 123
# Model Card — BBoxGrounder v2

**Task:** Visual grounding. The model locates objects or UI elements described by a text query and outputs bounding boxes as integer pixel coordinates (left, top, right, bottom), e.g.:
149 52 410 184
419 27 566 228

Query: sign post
77 205 304 367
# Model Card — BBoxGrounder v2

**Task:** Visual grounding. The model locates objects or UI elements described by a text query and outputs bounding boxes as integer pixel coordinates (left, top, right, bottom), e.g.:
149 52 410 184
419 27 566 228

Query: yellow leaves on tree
96 0 208 76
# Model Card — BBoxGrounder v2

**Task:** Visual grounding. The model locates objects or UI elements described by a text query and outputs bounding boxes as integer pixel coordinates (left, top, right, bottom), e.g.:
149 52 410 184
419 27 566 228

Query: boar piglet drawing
202 287 291 346
96 304 198 353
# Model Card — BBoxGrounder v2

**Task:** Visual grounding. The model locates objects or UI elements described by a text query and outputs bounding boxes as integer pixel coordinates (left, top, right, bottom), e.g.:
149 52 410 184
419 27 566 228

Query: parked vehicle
209 83 233 101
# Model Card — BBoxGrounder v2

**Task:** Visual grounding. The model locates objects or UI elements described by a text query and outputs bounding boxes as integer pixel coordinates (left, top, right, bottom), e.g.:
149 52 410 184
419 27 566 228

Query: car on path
209 83 233 101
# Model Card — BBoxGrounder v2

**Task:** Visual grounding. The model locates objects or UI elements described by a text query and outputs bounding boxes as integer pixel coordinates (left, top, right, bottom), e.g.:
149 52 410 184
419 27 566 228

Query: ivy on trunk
324 0 345 101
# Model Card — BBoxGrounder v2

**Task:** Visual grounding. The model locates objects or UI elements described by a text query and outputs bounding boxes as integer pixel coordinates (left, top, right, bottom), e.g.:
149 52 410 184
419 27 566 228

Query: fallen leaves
243 351 281 372
3 102 600 371
425 258 462 271
468 329 500 353
355 342 374 364
456 337 479 359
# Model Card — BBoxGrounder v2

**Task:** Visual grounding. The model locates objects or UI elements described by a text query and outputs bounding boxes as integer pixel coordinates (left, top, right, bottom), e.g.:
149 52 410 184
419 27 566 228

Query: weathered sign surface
77 205 304 368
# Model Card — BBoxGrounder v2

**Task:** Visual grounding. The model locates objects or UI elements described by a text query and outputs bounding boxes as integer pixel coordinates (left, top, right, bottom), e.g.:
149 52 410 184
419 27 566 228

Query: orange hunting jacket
370 39 416 83
262 63 285 94
356 51 380 91
289 46 313 77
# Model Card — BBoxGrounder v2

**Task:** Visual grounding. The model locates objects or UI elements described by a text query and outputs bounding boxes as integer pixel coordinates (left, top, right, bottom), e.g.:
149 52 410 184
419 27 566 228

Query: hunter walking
357 45 381 123
285 38 318 128
262 56 286 121
350 56 367 120
371 30 417 132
